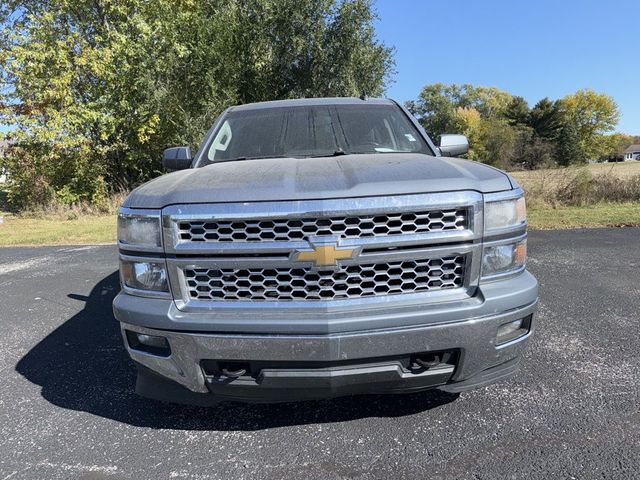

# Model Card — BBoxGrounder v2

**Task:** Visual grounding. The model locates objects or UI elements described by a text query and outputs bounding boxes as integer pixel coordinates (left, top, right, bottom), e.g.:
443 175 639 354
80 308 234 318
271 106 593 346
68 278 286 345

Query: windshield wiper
217 155 284 163
306 150 349 159
215 151 349 163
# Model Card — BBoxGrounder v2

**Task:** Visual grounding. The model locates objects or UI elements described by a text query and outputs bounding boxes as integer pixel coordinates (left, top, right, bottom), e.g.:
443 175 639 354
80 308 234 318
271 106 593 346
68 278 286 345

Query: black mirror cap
162 146 193 171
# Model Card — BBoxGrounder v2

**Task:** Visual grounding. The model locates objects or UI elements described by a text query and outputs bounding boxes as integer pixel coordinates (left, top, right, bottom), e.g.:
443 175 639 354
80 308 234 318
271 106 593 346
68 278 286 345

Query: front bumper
114 271 538 404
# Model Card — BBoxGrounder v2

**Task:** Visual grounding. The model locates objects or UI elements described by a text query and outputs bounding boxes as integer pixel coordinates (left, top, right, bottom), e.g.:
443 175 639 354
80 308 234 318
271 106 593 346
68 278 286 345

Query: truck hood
124 153 513 208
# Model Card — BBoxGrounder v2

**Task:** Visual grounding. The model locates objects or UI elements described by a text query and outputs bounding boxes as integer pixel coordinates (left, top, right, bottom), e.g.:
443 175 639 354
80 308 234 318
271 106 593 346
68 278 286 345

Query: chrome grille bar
184 255 465 302
162 192 483 255
177 209 467 243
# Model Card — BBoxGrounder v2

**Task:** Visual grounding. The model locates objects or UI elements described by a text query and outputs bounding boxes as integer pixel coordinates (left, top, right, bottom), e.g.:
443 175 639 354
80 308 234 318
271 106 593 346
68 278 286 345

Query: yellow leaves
452 107 481 133
560 89 620 160
451 107 482 159
137 114 161 144
560 89 619 131
174 43 190 58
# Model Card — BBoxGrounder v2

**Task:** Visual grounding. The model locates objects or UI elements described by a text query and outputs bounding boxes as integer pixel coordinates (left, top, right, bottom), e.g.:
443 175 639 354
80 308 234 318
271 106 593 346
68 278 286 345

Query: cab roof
229 97 396 112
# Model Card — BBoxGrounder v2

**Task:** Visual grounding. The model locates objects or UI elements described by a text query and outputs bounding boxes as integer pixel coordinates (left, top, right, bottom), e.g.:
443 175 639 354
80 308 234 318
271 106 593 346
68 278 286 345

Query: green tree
475 118 518 169
504 96 530 127
528 98 563 141
405 83 513 138
406 84 623 169
556 121 584 166
0 0 394 209
460 86 512 118
559 89 620 161
404 83 462 138
513 129 555 170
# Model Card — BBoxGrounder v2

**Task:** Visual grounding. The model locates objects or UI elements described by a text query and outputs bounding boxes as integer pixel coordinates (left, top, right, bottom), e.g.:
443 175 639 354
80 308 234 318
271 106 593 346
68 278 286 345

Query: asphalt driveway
1 228 639 479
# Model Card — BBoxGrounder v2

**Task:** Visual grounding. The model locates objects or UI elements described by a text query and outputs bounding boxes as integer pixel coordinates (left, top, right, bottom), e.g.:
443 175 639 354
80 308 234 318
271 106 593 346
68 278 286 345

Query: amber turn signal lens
514 241 527 265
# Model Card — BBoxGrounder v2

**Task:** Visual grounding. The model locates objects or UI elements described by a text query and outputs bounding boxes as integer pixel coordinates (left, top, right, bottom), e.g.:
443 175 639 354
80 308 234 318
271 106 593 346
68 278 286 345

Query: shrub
521 167 640 207
556 169 594 205
1 142 107 210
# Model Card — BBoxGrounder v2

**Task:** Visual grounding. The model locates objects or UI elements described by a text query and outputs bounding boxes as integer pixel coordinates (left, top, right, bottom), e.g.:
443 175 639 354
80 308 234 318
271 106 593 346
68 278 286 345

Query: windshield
200 104 432 165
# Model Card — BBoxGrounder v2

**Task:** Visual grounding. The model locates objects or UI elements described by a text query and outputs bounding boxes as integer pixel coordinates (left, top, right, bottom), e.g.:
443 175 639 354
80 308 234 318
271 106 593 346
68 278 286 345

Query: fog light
496 315 531 345
126 330 171 357
138 334 168 348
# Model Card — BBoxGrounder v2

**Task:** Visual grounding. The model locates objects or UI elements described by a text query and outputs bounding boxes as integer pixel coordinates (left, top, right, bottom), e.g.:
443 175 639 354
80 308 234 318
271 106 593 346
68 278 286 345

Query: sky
374 0 640 134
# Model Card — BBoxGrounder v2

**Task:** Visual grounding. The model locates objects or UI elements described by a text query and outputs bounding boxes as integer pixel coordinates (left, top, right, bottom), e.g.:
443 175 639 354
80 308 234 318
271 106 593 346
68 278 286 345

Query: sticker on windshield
404 134 417 142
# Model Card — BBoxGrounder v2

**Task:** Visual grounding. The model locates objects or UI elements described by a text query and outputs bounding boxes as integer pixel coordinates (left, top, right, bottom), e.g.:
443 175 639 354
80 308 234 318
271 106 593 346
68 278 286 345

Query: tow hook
220 366 247 378
409 355 442 372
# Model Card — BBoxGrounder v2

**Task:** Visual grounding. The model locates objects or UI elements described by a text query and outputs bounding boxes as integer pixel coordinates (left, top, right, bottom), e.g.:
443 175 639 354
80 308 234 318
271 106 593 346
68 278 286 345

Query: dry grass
510 161 640 229
511 161 640 203
14 191 127 221
511 160 640 183
510 161 640 208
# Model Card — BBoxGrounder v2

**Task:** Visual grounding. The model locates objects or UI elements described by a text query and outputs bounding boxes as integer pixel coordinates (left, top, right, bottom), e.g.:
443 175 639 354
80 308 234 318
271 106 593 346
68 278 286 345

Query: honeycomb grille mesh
183 255 465 302
177 209 467 243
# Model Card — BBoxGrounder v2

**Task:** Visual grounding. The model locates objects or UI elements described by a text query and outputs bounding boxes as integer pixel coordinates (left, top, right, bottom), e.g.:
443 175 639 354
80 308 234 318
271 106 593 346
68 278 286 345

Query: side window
208 120 232 161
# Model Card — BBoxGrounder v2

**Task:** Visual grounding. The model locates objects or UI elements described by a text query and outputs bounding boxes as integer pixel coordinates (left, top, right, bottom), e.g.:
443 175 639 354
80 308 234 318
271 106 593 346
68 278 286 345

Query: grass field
527 202 640 229
512 161 639 201
0 213 116 246
0 161 638 246
510 160 640 185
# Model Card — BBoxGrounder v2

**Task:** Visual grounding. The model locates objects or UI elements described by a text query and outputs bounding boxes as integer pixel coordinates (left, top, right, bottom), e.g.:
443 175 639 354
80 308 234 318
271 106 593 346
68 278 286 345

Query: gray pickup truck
113 97 538 405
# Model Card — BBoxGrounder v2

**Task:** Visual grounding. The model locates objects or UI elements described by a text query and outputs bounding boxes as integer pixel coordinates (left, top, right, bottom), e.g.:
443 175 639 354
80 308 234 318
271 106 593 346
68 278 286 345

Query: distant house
625 144 640 161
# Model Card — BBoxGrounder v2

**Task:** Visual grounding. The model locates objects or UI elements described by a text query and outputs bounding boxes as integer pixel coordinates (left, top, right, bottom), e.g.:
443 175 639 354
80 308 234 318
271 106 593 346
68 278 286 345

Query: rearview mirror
438 134 469 157
162 146 192 171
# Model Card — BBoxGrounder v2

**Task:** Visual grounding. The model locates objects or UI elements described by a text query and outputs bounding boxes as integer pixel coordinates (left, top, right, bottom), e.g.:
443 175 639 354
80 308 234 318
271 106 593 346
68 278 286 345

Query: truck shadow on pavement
16 272 459 430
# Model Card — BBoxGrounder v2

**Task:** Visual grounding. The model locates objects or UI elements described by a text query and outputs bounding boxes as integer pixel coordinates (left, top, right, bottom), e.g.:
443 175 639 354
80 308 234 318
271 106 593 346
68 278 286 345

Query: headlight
482 239 527 277
485 196 526 232
117 209 162 249
120 260 169 292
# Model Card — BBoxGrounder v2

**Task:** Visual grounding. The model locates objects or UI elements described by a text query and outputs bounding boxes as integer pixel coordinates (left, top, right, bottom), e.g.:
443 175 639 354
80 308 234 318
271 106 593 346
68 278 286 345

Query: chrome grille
183 255 465 302
177 209 467 243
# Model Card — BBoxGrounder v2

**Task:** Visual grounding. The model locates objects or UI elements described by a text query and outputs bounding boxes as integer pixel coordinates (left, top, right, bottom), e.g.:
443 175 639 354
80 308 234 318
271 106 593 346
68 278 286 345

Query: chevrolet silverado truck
113 97 538 405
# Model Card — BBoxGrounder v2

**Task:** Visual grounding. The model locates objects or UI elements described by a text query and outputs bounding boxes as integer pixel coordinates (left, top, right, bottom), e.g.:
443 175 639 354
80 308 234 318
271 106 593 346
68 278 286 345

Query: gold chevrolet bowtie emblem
295 244 357 267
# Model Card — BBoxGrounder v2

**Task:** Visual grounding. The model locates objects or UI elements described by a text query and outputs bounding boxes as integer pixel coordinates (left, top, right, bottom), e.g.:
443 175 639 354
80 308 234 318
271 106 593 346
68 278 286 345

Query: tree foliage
405 83 513 139
504 96 530 127
407 83 624 169
528 98 563 141
559 89 619 161
598 133 638 160
0 0 394 209
556 121 584 166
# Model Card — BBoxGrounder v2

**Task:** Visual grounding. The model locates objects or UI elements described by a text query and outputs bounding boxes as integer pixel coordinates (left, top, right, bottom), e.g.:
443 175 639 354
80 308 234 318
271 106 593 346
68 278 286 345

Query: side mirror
438 134 469 157
162 146 192 171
